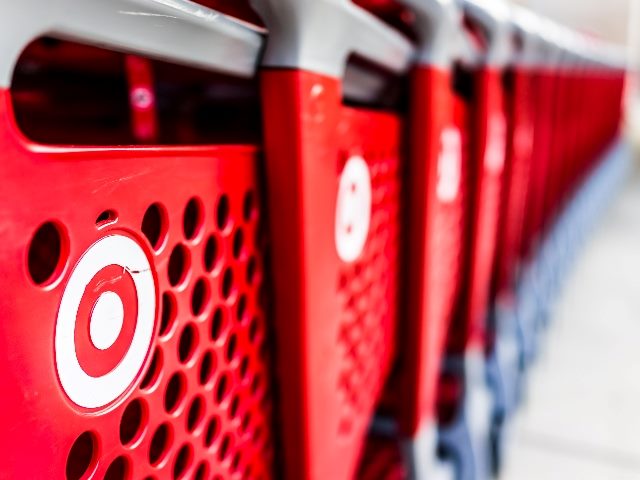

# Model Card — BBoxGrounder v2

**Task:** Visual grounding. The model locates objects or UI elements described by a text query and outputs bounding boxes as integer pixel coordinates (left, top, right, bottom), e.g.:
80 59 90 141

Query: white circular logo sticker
437 127 463 203
335 155 372 263
485 114 507 174
55 234 156 409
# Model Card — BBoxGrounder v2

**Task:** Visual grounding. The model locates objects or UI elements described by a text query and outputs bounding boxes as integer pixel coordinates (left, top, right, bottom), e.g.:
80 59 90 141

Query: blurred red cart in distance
354 1 475 478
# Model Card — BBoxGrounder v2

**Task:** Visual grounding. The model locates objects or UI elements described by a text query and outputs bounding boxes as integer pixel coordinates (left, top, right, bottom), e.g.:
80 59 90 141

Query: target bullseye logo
335 155 372 263
485 114 507 174
55 234 156 409
437 127 462 203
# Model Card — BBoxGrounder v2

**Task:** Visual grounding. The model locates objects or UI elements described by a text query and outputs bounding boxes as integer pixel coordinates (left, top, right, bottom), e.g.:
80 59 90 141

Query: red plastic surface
493 68 534 297
0 89 274 479
260 70 401 480
391 66 468 436
520 68 556 259
451 68 507 353
520 64 625 263
543 69 571 230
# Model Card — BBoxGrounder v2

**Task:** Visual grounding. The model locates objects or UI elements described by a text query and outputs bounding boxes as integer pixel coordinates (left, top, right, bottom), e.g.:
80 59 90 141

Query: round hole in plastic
148 423 172 466
141 203 168 251
183 197 204 241
191 278 210 317
203 235 220 272
139 347 163 391
216 195 230 231
167 244 190 287
119 398 147 446
164 372 187 413
104 455 131 480
65 431 98 480
27 221 67 286
178 323 198 364
172 444 193 480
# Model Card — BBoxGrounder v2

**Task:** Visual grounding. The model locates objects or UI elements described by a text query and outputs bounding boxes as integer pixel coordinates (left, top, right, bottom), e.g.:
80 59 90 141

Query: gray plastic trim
249 0 413 78
597 43 627 71
458 29 484 68
509 6 544 68
555 26 587 70
460 0 512 68
536 18 565 69
397 0 463 69
0 0 264 88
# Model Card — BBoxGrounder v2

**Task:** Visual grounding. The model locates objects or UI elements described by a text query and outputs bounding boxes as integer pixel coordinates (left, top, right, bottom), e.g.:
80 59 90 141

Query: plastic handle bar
509 6 545 68
460 0 512 67
250 0 413 78
398 0 465 68
537 19 572 69
0 0 264 87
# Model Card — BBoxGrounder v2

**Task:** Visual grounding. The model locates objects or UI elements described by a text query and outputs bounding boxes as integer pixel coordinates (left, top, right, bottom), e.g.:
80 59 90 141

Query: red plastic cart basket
519 33 560 260
435 2 512 478
360 0 473 464
446 0 511 358
492 13 537 301
543 35 574 232
251 1 413 478
0 1 275 479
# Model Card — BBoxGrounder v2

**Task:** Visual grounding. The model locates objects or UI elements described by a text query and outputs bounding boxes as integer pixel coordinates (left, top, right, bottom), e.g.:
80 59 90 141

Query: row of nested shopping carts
0 0 627 479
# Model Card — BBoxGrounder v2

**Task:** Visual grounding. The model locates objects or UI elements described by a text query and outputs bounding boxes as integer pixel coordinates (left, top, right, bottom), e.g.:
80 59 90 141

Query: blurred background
513 0 631 44
512 0 640 144
501 1 640 479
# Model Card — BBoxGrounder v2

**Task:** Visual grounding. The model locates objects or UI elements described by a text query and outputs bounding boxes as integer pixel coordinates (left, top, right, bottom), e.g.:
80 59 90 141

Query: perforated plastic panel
452 69 507 353
521 69 556 258
0 90 274 480
336 145 400 436
494 68 534 296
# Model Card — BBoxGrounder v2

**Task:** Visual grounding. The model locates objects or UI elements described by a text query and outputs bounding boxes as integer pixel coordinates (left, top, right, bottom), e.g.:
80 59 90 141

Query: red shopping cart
519 30 561 260
251 0 413 478
396 0 471 446
436 1 512 478
352 1 474 477
445 0 511 361
492 17 537 301
0 1 275 479
543 32 574 231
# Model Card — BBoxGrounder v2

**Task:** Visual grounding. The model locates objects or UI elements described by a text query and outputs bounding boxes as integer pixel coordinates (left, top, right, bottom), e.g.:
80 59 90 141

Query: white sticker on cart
55 234 156 409
437 127 463 203
485 114 507 174
335 155 372 263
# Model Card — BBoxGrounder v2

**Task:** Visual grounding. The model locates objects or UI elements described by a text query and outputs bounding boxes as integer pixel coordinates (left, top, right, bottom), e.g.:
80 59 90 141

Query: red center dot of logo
74 264 139 377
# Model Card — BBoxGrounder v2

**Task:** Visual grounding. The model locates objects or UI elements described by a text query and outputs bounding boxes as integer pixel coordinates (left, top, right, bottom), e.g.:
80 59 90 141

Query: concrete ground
501 155 640 479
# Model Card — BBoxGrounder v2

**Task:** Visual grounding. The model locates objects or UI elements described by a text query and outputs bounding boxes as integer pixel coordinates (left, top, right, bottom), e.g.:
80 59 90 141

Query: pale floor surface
501 161 640 479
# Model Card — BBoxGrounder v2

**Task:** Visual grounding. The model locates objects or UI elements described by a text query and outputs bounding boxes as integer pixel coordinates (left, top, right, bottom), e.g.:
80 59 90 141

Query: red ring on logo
74 264 138 377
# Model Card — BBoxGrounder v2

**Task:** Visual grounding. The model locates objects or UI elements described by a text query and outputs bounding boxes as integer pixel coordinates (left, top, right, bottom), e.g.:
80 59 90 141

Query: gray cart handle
460 0 512 68
399 0 473 68
0 0 264 87
250 0 414 78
